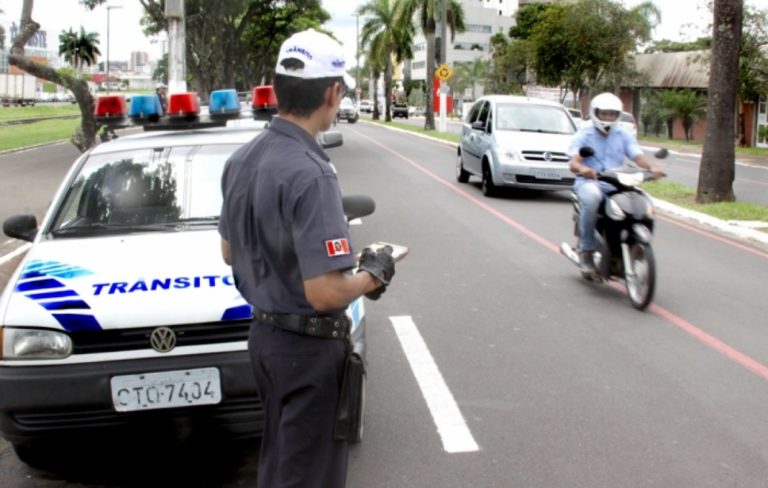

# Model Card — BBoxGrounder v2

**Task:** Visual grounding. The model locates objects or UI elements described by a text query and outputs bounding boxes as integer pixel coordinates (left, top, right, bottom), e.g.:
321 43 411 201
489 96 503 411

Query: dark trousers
248 319 349 488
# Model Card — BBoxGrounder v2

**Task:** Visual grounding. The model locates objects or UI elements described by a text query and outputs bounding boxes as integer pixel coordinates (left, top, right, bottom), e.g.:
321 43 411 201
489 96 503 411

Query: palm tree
659 89 707 141
400 0 466 130
358 0 414 122
59 27 101 77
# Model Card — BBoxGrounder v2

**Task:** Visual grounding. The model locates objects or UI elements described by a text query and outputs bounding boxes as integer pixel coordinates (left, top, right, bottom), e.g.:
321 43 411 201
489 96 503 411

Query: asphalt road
1 123 768 486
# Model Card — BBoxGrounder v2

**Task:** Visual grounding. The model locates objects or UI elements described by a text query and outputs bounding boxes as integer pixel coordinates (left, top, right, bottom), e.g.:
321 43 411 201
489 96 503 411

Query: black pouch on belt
334 350 365 442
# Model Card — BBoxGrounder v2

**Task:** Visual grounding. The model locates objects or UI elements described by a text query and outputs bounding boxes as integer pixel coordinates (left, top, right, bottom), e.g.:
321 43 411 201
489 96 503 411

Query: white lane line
389 315 479 453
0 243 30 265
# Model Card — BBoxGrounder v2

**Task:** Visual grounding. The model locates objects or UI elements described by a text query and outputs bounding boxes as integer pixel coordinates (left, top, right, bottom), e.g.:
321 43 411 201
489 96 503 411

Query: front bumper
0 350 261 445
495 160 574 190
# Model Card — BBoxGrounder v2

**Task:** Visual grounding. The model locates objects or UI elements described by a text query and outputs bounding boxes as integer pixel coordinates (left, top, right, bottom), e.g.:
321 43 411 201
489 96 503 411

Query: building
129 51 150 73
407 0 517 83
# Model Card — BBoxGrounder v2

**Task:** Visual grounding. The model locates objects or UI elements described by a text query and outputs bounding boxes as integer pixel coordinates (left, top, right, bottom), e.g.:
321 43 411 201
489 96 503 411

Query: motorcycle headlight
606 198 626 220
1 327 73 360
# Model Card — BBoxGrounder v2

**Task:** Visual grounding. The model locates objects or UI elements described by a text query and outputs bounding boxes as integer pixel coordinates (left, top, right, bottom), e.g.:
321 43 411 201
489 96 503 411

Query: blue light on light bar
209 89 241 117
129 94 163 121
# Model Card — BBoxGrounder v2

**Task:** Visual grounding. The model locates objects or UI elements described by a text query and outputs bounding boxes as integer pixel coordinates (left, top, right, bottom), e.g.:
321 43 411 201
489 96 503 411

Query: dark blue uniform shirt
219 117 355 315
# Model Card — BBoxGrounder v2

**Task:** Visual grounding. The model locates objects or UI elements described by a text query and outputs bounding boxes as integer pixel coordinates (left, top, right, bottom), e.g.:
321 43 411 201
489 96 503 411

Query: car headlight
499 148 519 162
1 327 73 360
605 198 626 220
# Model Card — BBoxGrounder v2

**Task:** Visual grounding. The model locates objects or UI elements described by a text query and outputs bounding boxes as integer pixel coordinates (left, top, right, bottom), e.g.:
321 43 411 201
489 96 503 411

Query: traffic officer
218 29 396 488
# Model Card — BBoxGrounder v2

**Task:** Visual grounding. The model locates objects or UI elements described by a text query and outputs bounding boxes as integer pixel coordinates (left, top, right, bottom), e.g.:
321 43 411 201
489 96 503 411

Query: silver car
456 95 578 196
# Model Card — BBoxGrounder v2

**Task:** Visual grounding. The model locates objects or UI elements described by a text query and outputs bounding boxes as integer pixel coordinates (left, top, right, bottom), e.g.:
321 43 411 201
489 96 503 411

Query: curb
362 120 768 248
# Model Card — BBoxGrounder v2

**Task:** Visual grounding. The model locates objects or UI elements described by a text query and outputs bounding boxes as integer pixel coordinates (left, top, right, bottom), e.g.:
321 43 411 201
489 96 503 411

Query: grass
643 180 768 224
0 118 81 152
0 104 81 122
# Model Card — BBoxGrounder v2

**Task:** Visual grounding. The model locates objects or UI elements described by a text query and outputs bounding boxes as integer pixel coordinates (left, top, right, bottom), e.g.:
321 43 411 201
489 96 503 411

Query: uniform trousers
248 319 349 488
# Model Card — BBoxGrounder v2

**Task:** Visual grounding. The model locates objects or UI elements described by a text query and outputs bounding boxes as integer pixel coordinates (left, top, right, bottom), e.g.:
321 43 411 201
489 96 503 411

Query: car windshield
340 98 354 109
48 143 241 237
496 104 576 134
620 112 635 123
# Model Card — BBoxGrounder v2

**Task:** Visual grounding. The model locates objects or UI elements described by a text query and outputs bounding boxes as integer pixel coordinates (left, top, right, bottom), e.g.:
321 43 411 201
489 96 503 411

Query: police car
0 87 369 466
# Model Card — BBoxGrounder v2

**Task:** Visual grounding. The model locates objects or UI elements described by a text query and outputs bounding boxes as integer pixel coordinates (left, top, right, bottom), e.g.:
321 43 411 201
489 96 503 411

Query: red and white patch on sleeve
325 238 350 257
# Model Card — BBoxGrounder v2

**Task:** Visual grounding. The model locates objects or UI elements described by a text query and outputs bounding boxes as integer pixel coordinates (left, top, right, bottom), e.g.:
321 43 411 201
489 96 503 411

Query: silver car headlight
605 198 626 220
1 327 73 360
499 148 519 163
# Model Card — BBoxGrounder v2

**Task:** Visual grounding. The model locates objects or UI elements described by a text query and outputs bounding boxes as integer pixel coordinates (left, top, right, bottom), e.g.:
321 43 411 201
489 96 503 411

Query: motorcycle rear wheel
625 242 655 310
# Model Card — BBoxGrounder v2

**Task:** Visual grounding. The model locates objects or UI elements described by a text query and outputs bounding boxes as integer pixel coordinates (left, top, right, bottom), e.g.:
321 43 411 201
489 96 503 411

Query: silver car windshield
49 143 241 236
496 104 576 134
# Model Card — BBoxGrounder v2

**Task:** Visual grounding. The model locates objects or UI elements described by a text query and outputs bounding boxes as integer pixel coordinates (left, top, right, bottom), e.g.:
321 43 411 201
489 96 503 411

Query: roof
89 125 265 155
479 95 565 107
632 51 710 89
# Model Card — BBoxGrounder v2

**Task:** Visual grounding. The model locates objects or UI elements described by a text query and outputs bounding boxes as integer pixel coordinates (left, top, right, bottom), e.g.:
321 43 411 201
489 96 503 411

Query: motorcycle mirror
654 148 669 159
579 147 595 158
342 195 375 221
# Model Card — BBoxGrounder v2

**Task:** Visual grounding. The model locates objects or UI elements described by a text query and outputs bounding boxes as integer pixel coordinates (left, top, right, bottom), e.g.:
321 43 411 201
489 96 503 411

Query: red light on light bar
94 95 127 119
167 92 201 117
252 86 277 109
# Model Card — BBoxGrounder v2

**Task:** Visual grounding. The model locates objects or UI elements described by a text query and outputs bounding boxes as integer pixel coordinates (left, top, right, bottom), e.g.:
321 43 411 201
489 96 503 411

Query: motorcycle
560 147 668 310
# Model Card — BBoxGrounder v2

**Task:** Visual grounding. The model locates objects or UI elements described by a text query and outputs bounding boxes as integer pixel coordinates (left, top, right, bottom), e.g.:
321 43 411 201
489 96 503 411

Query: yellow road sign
435 64 453 82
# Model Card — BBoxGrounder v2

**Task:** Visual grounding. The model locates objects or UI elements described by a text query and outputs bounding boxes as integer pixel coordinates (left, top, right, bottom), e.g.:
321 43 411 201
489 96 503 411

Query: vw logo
150 327 177 352
543 152 553 162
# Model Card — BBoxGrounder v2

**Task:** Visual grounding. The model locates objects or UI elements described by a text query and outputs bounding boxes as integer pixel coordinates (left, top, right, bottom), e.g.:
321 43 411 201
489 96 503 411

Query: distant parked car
336 97 359 123
580 110 637 136
391 103 409 119
359 99 373 113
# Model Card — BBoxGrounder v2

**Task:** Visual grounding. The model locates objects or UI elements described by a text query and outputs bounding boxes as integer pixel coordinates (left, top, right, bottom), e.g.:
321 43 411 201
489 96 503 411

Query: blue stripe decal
221 304 253 321
20 271 46 280
42 300 91 311
27 290 79 300
52 314 101 332
16 278 65 292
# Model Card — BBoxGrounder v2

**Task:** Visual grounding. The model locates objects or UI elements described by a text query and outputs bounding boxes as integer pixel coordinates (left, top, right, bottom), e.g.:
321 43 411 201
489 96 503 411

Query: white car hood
494 130 573 153
1 231 249 331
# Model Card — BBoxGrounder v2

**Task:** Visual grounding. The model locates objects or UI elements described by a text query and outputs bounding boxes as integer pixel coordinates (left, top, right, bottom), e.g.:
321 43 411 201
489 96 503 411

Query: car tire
482 163 498 197
13 443 56 469
456 153 470 183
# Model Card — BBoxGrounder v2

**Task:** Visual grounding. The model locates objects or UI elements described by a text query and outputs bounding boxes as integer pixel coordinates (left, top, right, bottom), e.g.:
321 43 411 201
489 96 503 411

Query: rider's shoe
579 251 597 279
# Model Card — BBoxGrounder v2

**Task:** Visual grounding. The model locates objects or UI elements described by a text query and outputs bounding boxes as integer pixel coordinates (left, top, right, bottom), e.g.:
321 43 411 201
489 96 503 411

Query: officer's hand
358 246 395 299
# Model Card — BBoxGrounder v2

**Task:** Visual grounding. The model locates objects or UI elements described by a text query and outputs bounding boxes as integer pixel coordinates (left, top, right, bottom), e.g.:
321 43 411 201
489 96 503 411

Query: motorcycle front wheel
625 242 655 310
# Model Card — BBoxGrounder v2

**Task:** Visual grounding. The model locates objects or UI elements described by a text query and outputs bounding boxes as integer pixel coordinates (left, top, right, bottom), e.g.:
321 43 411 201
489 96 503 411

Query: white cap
275 29 355 90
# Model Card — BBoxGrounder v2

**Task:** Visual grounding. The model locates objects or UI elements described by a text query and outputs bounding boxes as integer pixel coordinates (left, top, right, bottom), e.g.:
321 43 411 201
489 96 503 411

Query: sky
0 0 757 70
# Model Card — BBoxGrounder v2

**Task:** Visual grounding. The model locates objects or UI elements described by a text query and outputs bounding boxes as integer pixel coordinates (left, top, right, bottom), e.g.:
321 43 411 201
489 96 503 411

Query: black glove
358 246 395 300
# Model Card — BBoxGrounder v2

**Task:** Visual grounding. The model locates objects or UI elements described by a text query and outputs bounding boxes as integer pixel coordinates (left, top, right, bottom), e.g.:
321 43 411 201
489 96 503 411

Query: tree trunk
10 0 97 152
697 0 742 203
372 71 380 121
384 53 393 123
424 31 436 130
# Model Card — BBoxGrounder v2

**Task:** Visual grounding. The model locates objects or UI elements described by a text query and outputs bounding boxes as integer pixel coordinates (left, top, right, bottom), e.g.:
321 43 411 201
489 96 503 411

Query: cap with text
275 29 355 90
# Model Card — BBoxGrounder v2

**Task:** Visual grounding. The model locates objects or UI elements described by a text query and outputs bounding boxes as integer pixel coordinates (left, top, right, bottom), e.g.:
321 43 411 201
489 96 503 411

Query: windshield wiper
50 222 180 237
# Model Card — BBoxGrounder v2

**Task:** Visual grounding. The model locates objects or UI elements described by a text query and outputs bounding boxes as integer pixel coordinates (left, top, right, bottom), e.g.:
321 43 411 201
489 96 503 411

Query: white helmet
589 92 623 134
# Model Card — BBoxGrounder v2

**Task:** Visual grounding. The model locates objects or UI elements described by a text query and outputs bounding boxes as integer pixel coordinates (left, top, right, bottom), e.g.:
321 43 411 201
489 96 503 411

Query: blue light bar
129 94 163 121
209 89 241 118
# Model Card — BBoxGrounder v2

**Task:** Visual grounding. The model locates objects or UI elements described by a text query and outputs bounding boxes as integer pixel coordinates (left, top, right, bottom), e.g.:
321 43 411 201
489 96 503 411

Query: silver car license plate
111 367 222 412
534 171 563 180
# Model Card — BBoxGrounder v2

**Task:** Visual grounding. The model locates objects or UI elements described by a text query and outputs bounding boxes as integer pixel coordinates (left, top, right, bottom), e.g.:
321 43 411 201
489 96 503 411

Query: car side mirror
4 214 38 242
471 121 485 131
319 131 343 149
654 148 669 159
342 195 375 221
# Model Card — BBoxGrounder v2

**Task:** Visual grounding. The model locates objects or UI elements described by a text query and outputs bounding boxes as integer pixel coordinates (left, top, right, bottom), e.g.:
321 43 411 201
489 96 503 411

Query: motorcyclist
567 92 664 275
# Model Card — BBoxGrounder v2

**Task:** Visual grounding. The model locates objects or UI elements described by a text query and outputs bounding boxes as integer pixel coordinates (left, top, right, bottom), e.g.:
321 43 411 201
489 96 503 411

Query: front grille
516 175 575 186
70 320 251 354
12 397 263 430
521 151 570 162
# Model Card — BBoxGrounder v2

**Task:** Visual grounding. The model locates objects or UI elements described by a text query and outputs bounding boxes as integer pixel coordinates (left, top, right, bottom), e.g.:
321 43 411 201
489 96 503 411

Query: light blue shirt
568 125 642 175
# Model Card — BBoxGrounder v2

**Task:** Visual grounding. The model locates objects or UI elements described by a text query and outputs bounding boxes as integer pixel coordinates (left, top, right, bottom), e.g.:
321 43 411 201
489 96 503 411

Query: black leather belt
253 307 351 340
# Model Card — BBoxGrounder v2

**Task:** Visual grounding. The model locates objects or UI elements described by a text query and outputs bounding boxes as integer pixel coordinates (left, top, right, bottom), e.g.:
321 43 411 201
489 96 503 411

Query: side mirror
319 131 343 149
471 121 486 131
579 146 595 158
4 214 38 242
342 195 375 221
654 148 669 159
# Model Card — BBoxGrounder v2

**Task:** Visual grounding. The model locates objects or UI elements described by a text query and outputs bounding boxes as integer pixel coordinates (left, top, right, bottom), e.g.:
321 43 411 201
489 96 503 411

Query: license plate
534 171 563 180
111 367 222 412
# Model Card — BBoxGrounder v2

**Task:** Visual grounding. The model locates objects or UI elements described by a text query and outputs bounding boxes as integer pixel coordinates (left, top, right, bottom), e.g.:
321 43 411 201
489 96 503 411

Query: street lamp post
106 4 123 95
355 13 361 104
